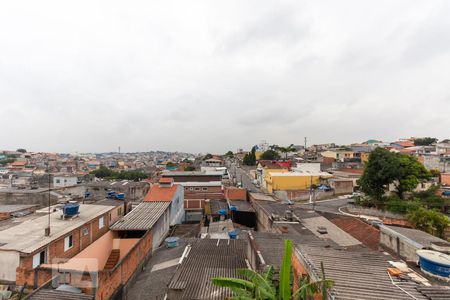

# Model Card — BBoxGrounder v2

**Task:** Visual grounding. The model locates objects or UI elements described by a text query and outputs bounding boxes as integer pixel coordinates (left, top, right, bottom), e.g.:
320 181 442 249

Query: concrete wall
379 230 420 263
0 251 20 283
151 209 170 251
170 186 185 226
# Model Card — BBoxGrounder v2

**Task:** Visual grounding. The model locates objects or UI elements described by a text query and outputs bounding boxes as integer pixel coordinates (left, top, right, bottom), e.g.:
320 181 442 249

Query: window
118 207 123 216
64 235 73 251
82 227 89 236
202 187 208 191
189 187 194 191
56 179 60 184
109 213 112 222
99 216 105 229
194 187 201 191
32 250 46 268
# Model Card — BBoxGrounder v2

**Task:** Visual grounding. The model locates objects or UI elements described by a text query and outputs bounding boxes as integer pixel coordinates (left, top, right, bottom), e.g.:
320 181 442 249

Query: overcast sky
0 1 449 154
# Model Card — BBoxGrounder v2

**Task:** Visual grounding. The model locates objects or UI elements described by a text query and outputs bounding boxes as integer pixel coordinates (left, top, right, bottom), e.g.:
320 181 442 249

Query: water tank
107 191 116 198
116 193 125 200
218 209 227 215
416 250 450 279
165 237 180 248
228 230 238 239
63 203 80 217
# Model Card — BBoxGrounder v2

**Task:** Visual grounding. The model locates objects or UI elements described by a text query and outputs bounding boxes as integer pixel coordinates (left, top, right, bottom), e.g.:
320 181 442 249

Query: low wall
345 205 411 227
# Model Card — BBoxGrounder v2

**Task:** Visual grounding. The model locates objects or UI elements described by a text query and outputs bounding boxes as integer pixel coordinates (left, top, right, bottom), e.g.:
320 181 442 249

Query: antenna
304 137 307 149
118 146 121 154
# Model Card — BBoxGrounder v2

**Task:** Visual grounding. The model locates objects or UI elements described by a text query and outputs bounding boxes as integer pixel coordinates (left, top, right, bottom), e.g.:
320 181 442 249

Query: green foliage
359 148 431 203
395 155 431 198
279 239 292 300
260 150 281 161
184 166 195 171
243 147 257 166
359 148 400 203
16 148 27 153
0 158 15 166
293 262 334 300
211 239 333 300
413 137 438 146
384 195 422 214
407 207 450 238
203 153 213 160
225 151 235 158
90 166 147 181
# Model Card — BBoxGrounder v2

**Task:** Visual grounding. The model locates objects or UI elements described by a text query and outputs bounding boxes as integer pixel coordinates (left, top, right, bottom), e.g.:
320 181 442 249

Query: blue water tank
230 205 237 212
84 192 91 198
63 203 80 217
218 209 227 215
107 191 116 198
116 193 125 200
417 250 450 279
165 237 180 248
228 231 238 239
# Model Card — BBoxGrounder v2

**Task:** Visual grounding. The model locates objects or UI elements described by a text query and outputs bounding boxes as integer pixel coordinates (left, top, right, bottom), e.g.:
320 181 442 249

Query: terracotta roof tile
144 184 179 202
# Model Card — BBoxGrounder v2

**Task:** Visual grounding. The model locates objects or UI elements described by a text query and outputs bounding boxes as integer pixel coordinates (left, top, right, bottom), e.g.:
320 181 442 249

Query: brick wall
16 210 113 287
96 232 153 300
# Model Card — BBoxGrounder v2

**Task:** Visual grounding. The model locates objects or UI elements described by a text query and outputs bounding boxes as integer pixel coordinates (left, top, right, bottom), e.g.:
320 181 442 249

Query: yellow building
360 152 370 163
321 150 354 161
255 151 263 160
265 172 333 193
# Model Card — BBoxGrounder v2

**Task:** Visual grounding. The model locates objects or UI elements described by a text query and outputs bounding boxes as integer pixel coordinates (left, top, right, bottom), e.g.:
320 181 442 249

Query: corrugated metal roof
110 202 169 231
168 239 247 299
297 244 429 300
28 289 93 300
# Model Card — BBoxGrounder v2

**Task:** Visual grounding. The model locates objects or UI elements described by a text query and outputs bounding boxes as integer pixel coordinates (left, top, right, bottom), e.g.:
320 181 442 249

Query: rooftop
268 171 333 177
111 202 170 231
0 204 38 213
0 204 115 253
144 184 179 202
296 243 429 300
381 225 449 248
162 171 223 177
167 238 247 299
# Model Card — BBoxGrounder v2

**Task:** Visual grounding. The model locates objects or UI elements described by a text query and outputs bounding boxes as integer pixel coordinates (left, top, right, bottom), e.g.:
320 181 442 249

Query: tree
260 150 280 160
16 148 27 153
414 137 438 146
407 208 450 238
359 148 400 204
184 166 195 171
225 151 234 158
395 154 431 199
243 147 257 166
90 166 114 178
212 240 333 300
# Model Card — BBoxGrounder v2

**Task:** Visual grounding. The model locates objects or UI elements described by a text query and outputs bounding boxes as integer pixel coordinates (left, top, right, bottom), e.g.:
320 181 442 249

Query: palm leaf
263 265 274 282
279 239 293 300
212 277 255 293
237 269 276 299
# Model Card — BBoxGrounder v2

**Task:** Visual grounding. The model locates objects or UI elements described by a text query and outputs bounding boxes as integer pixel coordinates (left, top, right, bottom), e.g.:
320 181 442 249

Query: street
228 161 261 193
298 197 353 214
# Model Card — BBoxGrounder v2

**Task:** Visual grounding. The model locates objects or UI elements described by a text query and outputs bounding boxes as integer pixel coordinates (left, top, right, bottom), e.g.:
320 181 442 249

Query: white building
53 175 78 187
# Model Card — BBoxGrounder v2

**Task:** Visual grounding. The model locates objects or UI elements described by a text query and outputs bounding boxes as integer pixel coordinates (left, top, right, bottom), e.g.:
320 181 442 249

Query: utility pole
45 164 51 236
304 137 307 150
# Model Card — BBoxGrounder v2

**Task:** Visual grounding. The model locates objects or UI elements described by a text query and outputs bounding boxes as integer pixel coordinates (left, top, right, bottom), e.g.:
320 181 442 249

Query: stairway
104 249 120 269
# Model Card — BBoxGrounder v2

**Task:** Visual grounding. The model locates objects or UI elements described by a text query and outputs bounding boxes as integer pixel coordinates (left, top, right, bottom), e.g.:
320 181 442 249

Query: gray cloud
0 0 449 153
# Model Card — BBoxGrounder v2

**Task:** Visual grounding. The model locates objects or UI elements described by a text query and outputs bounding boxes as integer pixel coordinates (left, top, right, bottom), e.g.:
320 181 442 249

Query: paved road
228 162 261 193
299 197 353 214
